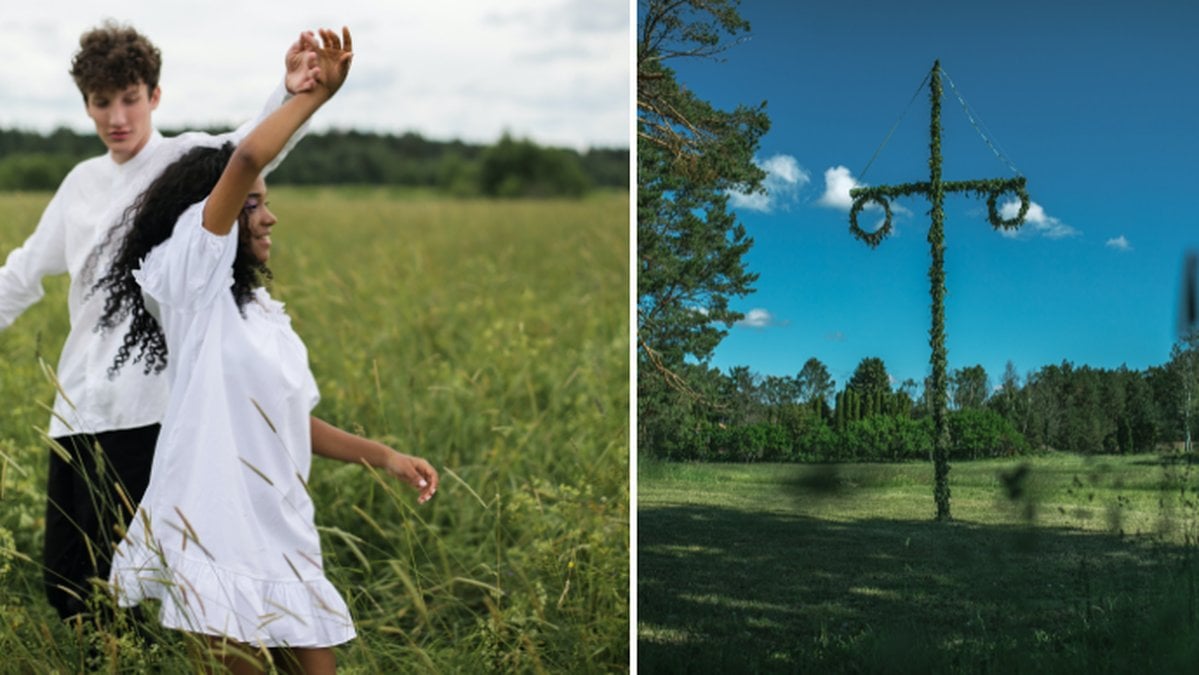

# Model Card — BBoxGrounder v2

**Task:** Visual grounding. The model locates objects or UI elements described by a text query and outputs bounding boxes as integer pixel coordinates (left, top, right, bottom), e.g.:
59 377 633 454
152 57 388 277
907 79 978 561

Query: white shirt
0 83 302 437
110 201 353 646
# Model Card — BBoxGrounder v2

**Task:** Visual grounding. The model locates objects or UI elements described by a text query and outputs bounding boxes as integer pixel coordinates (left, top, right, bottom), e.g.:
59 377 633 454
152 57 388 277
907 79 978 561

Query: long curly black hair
93 142 271 376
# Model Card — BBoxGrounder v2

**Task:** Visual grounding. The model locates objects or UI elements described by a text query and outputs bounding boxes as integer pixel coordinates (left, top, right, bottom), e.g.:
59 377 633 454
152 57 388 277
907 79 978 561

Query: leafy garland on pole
850 178 1030 249
847 60 1031 521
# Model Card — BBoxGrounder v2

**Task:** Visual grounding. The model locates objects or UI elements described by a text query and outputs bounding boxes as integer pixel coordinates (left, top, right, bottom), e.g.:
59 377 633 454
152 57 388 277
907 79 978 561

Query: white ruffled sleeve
133 199 239 312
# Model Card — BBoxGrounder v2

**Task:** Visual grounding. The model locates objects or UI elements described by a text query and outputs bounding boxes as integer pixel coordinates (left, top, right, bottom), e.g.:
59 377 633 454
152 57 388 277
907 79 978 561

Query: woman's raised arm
203 27 353 236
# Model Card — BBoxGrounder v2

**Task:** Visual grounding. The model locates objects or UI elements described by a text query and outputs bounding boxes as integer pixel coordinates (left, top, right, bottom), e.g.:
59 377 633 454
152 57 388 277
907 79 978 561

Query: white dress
108 200 356 647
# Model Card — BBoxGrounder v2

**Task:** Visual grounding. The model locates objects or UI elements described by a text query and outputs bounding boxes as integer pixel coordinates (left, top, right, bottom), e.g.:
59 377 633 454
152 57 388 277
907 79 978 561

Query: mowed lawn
639 454 1199 673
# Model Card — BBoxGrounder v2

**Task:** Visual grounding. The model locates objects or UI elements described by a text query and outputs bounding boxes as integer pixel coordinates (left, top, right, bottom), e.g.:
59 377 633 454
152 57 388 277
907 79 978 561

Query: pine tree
636 0 770 455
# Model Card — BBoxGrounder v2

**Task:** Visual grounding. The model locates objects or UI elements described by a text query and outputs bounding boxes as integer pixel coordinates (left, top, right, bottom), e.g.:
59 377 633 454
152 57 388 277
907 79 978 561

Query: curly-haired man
0 20 319 622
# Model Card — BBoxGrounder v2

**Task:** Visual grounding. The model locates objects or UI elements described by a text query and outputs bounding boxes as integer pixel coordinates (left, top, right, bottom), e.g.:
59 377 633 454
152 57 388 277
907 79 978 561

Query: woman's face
241 175 277 263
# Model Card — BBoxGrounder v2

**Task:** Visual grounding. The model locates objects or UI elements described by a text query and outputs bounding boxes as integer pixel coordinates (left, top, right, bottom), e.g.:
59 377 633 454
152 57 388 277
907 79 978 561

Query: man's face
85 82 160 164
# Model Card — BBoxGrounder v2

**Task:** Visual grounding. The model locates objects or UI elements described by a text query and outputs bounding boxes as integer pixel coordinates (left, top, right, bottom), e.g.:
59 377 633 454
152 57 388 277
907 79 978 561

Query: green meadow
639 454 1199 673
0 188 629 672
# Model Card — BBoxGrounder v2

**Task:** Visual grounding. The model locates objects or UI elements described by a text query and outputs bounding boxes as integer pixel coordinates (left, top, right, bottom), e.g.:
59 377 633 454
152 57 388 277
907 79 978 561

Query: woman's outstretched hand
309 27 354 98
284 30 320 94
385 452 439 504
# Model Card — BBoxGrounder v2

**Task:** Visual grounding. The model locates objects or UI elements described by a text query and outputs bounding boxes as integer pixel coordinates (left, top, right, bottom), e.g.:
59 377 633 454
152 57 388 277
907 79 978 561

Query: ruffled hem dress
108 200 356 647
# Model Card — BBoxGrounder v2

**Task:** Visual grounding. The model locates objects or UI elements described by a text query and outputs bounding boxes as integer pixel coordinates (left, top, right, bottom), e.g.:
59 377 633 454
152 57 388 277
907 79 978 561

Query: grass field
639 454 1199 673
0 188 629 673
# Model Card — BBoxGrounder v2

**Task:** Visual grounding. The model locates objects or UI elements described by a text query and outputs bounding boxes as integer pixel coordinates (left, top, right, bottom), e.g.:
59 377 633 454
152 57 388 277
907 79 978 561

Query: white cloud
736 308 787 329
0 0 629 150
817 166 861 210
816 165 909 221
727 191 772 212
760 154 809 186
728 154 811 213
997 200 1078 239
1106 235 1132 252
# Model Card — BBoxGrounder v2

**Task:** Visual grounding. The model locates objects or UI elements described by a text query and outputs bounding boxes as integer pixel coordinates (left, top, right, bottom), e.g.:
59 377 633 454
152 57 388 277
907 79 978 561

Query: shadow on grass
1131 452 1199 467
638 485 1199 673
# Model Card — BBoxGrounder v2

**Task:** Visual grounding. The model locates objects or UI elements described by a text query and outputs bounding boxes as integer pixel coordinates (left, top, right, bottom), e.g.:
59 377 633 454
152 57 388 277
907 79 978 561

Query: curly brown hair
69 21 161 100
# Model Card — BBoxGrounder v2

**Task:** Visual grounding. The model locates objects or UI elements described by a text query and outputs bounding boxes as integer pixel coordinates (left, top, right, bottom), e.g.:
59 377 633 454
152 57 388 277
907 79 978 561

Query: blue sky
670 0 1199 391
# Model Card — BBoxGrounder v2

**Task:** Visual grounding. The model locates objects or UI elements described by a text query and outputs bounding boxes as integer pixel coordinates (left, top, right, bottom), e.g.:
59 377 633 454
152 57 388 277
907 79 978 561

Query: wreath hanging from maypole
849 177 1030 249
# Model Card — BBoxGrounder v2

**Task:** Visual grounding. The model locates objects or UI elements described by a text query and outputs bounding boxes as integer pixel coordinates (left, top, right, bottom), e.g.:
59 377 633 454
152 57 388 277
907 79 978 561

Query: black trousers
43 424 159 620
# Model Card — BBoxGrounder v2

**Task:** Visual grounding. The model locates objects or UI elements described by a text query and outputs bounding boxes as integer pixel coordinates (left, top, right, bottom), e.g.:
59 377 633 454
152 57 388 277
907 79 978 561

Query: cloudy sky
0 0 629 150
673 0 1198 389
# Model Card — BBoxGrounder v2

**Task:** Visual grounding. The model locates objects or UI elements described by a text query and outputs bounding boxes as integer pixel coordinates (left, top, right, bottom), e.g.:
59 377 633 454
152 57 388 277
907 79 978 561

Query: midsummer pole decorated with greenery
848 60 1030 521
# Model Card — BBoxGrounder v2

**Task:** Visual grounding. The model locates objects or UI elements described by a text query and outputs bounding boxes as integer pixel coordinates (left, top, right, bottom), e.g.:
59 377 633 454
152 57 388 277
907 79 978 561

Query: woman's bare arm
310 416 439 503
203 27 352 236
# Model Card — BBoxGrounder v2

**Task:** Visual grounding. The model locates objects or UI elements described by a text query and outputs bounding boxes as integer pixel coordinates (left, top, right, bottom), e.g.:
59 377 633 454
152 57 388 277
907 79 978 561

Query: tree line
0 128 628 197
641 336 1199 463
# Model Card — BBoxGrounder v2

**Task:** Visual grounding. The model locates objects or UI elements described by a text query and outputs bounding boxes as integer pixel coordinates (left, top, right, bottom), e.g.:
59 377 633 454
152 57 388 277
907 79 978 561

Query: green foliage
643 345 1199 465
847 357 890 399
796 357 835 406
793 417 839 460
951 364 990 410
636 0 768 377
849 177 1029 249
0 154 81 191
1170 331 1199 453
0 127 104 158
636 0 769 465
0 127 627 196
948 408 1028 459
1013 361 1169 454
478 134 591 198
638 0 750 57
684 409 1026 464
842 415 933 462
926 60 952 521
0 189 628 672
638 362 725 462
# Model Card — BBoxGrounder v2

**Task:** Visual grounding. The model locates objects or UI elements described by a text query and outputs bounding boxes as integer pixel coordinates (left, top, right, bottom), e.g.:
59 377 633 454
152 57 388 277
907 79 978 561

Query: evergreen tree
1123 375 1158 453
636 0 769 373
848 357 891 400
636 0 769 457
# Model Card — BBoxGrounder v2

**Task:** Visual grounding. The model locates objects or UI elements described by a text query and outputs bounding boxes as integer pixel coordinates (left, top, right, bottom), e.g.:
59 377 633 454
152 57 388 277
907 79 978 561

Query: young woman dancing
94 28 438 674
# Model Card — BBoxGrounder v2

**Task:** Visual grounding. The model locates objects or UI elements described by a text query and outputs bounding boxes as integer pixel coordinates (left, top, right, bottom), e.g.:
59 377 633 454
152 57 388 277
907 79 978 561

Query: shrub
797 419 840 461
478 134 591 198
841 415 933 462
948 408 1028 459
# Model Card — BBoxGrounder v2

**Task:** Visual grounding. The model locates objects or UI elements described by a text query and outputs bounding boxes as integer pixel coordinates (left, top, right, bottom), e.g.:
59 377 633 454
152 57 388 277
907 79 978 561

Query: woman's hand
309 417 439 503
284 31 319 94
385 451 439 504
311 27 354 98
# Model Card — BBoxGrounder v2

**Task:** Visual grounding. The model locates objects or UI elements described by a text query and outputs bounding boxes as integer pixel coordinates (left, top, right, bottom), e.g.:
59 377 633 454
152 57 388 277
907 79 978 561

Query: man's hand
284 31 320 95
